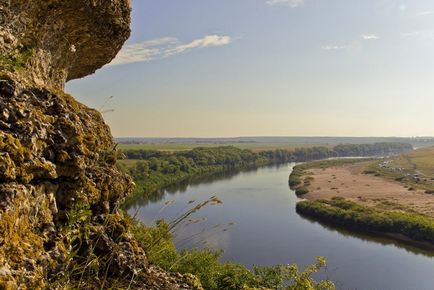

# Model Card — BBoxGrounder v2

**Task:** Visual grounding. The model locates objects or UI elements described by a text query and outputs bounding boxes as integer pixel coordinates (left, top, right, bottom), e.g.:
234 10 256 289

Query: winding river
127 164 434 290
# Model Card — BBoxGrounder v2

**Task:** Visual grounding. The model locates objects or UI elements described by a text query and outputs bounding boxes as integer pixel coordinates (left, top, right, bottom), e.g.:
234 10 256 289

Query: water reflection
129 163 434 258
298 212 434 258
128 163 434 290
127 164 286 208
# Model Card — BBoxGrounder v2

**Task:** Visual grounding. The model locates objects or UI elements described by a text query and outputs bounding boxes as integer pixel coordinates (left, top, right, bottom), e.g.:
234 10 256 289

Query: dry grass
302 162 434 218
391 146 434 177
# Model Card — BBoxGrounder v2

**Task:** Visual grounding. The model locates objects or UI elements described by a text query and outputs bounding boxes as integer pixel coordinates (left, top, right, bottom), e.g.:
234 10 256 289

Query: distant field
366 146 434 191
116 159 139 169
117 143 329 152
390 146 434 177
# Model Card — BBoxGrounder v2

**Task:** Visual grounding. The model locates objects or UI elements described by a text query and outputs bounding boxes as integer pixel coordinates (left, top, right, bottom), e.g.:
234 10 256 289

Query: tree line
122 142 412 175
118 143 412 202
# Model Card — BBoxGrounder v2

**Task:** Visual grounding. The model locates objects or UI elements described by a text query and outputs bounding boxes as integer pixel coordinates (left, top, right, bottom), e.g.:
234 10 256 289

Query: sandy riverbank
302 161 434 218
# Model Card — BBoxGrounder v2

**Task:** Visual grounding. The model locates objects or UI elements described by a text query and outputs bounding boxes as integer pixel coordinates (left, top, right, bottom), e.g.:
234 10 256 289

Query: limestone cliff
0 1 200 289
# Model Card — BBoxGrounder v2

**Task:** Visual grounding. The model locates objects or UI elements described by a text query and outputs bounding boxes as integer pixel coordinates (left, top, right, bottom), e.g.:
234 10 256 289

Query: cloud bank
266 0 305 8
110 35 232 66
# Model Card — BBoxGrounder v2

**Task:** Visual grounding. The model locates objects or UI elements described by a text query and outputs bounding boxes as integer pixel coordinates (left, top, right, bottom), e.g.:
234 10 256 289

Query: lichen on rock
0 1 201 289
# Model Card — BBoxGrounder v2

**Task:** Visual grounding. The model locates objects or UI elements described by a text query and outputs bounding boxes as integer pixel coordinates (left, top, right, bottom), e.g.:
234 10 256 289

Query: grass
365 146 434 192
296 158 374 171
295 187 310 196
393 146 434 177
127 201 335 290
0 45 35 71
116 158 141 170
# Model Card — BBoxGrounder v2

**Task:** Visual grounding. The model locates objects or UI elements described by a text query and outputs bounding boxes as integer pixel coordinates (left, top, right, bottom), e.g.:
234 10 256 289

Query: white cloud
165 35 232 56
399 4 407 11
321 45 349 50
362 34 379 40
417 11 433 16
138 37 179 47
110 35 232 66
266 0 305 8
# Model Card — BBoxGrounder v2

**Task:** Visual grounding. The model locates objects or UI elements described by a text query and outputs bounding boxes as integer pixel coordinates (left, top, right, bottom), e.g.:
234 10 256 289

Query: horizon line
114 135 434 139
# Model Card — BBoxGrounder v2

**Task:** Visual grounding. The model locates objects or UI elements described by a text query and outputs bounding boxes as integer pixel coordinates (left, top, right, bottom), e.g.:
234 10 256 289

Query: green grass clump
129 217 334 290
0 45 35 71
288 167 304 187
295 187 309 196
289 175 302 187
296 198 434 244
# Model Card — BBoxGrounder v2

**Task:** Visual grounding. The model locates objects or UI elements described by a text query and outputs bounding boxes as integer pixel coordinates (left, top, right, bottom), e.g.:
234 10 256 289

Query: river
127 164 434 290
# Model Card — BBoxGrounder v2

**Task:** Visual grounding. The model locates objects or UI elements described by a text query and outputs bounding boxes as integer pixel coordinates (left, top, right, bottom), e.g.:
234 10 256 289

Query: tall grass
128 197 335 290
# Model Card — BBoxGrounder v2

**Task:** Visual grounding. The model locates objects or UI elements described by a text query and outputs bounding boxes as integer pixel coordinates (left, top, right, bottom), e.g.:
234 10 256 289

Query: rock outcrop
0 0 131 90
0 1 201 289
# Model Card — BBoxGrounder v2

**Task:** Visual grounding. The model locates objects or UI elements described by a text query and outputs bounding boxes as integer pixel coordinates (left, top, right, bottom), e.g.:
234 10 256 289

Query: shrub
296 198 434 244
289 175 302 187
295 187 309 196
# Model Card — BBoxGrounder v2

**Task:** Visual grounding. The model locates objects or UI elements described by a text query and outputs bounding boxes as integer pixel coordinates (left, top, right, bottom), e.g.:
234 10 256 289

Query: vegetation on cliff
129 216 335 290
0 1 203 288
0 77 204 289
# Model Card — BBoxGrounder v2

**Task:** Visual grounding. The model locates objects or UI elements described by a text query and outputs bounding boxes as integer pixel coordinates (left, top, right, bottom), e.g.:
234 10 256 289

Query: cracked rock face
0 1 202 289
0 73 137 289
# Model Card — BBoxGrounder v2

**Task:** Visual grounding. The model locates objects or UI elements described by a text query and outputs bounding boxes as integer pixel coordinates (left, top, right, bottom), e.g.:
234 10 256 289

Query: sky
66 0 434 138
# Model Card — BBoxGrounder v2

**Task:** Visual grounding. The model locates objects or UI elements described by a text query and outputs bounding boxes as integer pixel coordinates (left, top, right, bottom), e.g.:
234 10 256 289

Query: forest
119 143 412 201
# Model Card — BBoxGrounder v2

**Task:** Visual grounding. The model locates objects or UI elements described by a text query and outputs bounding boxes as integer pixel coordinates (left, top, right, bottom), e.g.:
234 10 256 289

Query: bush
289 175 302 187
296 198 434 244
295 187 309 196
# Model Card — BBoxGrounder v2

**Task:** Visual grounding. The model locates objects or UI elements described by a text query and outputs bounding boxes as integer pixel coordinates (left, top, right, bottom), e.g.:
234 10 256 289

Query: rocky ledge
0 0 131 90
0 1 201 289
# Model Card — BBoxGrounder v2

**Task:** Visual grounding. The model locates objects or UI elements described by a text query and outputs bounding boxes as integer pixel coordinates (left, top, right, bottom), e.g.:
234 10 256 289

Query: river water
127 164 434 290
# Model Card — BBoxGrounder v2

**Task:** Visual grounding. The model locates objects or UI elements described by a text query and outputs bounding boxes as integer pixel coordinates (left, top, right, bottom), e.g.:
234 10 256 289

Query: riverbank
120 143 413 203
118 147 270 205
128 159 434 290
296 198 434 245
290 156 434 248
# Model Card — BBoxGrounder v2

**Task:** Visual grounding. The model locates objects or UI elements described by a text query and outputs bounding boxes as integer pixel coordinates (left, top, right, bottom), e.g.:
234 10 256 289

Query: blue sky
66 0 434 137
